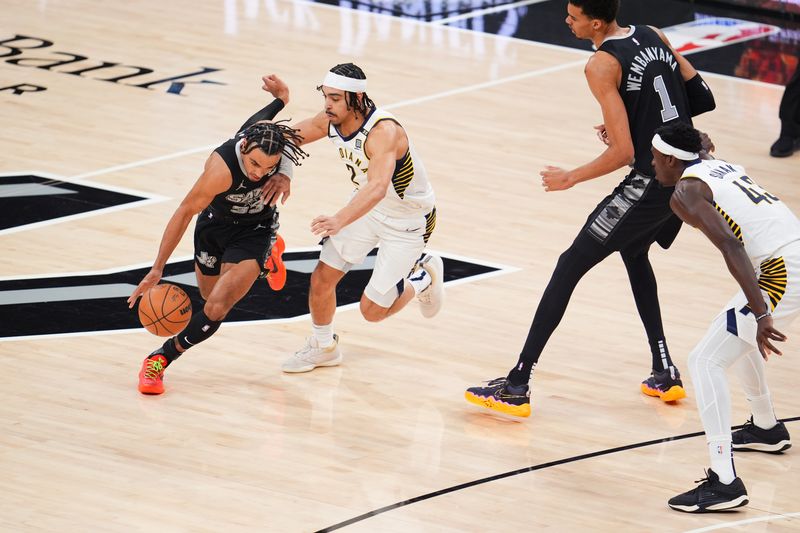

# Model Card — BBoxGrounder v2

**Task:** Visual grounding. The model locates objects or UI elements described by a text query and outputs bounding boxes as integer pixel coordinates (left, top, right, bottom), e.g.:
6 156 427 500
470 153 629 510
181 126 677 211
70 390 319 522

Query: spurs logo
195 251 217 268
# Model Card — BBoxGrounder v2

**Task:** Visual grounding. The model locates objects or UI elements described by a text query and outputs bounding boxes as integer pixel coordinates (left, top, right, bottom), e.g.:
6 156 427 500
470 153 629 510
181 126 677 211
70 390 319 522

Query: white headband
652 133 699 161
321 71 367 93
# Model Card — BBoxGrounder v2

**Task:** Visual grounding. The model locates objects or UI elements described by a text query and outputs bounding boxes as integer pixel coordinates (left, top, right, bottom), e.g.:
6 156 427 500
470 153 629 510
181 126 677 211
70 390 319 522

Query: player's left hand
756 315 787 361
261 173 291 206
262 74 289 105
540 166 575 192
311 215 344 237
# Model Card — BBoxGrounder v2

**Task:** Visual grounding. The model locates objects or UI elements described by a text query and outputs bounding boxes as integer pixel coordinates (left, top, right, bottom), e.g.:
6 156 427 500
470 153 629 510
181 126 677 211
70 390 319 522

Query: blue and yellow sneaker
465 377 531 417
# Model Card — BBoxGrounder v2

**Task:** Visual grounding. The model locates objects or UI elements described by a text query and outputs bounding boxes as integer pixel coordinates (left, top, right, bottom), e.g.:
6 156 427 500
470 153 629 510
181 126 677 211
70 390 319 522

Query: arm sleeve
685 73 716 117
237 98 286 134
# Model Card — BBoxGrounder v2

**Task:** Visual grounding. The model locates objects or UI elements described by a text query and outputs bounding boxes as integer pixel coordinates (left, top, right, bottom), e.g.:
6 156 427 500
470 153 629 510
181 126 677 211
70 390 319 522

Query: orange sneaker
138 354 168 395
264 234 287 291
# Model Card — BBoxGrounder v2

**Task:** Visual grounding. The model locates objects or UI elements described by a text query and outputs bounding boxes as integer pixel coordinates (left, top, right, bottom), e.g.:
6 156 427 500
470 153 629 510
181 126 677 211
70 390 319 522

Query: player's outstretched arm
292 111 329 146
237 74 290 134
127 154 232 307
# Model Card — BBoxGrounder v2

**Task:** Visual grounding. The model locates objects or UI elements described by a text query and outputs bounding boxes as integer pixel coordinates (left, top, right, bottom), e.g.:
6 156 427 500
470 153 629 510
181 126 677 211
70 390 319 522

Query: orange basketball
137 283 192 337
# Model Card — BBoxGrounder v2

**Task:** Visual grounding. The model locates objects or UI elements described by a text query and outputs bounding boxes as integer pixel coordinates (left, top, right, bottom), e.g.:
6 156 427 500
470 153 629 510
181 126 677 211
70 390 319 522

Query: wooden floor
2 1 800 531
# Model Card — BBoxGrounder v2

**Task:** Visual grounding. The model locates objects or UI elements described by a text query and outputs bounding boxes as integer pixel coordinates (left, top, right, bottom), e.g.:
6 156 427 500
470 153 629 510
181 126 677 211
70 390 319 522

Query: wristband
755 312 770 322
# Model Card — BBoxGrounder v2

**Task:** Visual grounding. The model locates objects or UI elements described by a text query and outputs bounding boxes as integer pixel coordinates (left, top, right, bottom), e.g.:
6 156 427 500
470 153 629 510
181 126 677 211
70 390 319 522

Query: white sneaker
282 334 343 373
416 253 444 318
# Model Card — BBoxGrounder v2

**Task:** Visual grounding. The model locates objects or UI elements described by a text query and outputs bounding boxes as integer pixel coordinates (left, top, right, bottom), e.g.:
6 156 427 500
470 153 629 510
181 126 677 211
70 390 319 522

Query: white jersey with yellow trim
327 107 434 218
681 159 800 266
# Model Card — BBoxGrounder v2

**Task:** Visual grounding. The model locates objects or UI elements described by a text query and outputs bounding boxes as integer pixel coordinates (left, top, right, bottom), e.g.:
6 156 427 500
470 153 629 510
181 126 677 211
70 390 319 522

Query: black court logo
0 250 510 339
0 172 163 234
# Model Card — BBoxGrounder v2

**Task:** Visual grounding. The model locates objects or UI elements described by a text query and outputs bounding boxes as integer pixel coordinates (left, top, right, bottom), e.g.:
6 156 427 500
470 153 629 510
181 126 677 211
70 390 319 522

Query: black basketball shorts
581 170 679 254
193 209 279 276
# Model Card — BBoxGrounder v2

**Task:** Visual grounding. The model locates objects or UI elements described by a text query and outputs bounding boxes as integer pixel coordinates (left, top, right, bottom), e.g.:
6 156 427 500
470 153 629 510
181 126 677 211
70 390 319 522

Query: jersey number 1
654 75 679 122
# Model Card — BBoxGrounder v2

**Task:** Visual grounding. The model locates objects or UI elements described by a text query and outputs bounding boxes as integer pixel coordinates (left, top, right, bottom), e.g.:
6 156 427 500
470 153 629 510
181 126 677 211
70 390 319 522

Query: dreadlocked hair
328 63 375 115
240 120 308 166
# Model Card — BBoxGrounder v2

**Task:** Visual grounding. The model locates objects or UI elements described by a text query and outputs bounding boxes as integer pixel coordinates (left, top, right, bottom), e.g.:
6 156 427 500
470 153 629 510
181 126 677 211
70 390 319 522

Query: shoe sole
138 386 164 395
733 441 791 453
282 353 343 373
464 391 531 417
669 495 749 513
641 383 686 402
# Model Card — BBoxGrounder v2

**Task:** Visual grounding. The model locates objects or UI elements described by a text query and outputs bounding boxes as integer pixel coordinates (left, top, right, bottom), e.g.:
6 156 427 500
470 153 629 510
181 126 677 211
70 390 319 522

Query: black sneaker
668 469 748 513
770 135 800 158
732 417 792 453
641 366 686 402
464 377 531 417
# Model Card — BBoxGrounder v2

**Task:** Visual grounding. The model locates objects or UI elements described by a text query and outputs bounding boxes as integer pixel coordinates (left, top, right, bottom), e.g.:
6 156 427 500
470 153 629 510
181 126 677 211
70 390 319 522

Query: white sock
708 439 736 484
312 322 334 348
748 393 778 429
407 268 432 295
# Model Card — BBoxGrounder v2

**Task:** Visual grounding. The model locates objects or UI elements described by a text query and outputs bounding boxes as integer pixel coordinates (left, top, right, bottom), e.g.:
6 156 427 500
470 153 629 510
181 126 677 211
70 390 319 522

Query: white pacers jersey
328 107 435 218
682 159 800 267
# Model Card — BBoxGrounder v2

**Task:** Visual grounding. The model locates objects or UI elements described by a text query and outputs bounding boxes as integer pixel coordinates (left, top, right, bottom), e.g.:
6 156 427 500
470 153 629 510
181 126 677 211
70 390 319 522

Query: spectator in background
770 49 800 157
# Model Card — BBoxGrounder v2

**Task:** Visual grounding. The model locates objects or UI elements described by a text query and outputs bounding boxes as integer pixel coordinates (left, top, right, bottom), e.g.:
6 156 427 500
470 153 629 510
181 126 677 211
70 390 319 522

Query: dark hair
654 121 703 154
240 120 308 166
318 62 376 116
568 0 619 23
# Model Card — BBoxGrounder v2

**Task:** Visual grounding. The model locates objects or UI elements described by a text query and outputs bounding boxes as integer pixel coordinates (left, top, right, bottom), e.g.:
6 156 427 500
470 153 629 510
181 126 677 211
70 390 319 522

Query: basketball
137 283 192 337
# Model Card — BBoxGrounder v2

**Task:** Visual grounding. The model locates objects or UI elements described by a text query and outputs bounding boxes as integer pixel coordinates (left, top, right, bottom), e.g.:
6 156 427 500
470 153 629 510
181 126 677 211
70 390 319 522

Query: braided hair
240 120 308 166
321 63 376 116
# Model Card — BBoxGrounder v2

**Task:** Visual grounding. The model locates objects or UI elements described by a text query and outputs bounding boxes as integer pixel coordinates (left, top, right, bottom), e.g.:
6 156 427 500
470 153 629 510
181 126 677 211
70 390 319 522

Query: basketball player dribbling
127 75 307 395
465 0 717 416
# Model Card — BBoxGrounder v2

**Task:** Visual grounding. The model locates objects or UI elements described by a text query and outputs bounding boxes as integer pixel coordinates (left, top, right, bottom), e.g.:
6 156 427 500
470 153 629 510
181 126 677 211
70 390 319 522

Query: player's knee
310 267 336 293
203 300 230 322
360 299 387 322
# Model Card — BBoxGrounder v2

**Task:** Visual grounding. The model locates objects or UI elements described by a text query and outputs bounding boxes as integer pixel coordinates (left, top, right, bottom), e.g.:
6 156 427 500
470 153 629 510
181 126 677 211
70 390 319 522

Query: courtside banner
663 17 782 55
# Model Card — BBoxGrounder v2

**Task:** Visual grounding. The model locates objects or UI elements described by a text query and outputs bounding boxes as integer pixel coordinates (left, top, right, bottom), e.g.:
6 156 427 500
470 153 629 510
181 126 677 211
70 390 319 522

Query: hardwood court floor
2 0 799 531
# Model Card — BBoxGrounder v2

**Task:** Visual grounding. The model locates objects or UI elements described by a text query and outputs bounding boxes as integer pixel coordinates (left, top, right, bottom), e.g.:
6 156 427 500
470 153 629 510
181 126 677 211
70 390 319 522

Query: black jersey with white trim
599 25 692 177
208 138 278 223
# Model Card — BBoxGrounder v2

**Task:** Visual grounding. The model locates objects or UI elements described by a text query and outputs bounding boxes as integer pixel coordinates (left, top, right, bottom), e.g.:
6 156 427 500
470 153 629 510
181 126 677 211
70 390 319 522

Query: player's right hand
594 124 610 146
262 74 289 106
127 269 162 308
755 315 786 361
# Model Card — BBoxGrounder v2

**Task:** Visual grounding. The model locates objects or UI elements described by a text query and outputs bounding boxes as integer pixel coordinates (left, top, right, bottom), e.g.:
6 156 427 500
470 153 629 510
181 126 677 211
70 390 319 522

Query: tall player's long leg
507 232 611 386
621 249 675 372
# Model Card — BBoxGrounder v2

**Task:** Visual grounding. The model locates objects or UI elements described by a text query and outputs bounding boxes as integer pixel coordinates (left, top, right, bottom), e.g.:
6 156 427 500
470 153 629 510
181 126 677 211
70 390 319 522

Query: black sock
154 310 222 364
649 337 673 372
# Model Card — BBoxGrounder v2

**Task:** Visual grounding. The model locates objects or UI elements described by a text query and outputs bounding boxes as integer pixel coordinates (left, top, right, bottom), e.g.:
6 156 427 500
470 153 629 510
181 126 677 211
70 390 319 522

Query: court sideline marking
315 417 800 532
684 511 800 532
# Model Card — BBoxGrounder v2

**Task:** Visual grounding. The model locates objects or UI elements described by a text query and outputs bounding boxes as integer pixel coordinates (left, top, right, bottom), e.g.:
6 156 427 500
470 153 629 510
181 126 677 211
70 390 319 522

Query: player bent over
127 75 307 394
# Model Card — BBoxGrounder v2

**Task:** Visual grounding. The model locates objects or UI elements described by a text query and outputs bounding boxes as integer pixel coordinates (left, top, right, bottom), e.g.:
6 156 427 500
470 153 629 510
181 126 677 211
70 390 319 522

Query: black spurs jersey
598 25 691 177
208 137 278 224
